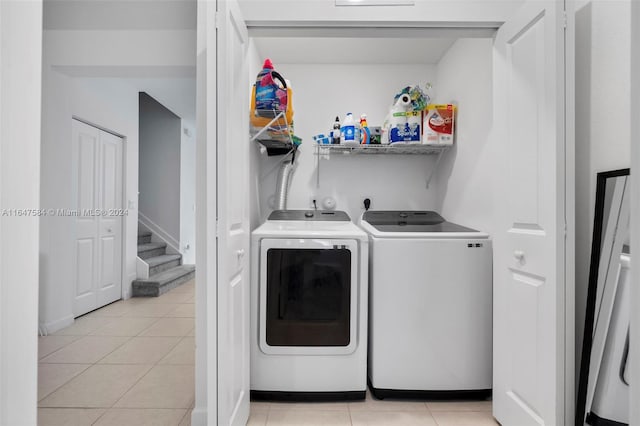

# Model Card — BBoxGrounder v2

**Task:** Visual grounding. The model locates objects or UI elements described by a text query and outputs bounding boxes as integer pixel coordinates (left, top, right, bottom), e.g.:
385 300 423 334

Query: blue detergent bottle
254 58 287 116
341 112 360 145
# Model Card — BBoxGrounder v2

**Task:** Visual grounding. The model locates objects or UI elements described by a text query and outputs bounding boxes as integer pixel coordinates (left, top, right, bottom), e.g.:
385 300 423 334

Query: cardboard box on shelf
423 104 456 145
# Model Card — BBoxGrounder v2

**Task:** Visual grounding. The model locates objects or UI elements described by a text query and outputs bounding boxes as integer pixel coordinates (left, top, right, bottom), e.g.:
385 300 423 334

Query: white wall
180 119 197 264
44 30 195 74
252 62 440 222
40 75 142 332
139 92 182 246
40 27 196 332
0 1 42 424
40 67 74 332
433 38 495 235
574 0 631 383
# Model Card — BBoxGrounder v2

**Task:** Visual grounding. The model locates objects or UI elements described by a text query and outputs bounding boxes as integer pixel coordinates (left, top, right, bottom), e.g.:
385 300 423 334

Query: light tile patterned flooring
249 396 497 426
38 279 497 426
38 280 195 426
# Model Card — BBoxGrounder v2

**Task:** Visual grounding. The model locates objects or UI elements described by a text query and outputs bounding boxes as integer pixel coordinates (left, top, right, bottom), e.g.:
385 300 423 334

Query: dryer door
259 238 358 355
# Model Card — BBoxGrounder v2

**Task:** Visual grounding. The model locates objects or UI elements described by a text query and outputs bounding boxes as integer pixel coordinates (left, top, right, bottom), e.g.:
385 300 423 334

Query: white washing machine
360 210 492 399
251 210 369 401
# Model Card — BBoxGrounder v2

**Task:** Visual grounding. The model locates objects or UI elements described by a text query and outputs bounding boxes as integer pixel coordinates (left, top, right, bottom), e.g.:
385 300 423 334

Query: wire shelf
314 144 450 155
313 143 450 189
250 110 294 156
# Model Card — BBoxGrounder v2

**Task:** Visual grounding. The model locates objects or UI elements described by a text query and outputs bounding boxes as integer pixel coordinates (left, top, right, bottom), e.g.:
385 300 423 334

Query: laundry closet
204 1 574 425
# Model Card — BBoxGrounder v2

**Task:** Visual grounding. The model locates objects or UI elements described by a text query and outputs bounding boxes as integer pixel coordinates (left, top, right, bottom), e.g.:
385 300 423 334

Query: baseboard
138 212 180 254
190 407 207 426
41 315 74 335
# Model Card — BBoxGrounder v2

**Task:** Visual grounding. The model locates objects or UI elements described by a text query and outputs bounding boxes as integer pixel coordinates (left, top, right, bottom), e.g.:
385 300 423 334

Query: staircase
132 231 195 297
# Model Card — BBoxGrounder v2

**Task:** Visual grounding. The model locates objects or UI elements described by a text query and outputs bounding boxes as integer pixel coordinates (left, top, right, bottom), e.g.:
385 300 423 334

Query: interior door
492 1 573 425
96 130 124 308
216 0 250 424
72 119 123 317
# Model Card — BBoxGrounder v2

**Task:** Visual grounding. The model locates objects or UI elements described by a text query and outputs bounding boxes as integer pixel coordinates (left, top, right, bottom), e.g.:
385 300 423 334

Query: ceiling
253 36 457 65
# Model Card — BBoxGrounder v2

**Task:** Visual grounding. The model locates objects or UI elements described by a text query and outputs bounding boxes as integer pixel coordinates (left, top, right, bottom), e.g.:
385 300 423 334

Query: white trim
190 408 207 426
72 115 126 139
0 1 42 424
563 1 576 424
139 211 181 254
41 315 74 336
136 256 150 280
193 0 216 423
121 134 131 301
335 0 415 6
629 0 640 424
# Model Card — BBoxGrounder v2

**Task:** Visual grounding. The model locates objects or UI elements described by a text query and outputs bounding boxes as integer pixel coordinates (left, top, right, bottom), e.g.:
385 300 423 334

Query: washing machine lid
268 210 350 222
361 210 489 238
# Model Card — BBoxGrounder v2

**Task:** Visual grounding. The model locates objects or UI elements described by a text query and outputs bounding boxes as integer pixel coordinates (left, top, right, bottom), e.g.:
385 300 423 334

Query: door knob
514 250 525 261
107 228 113 233
236 249 245 260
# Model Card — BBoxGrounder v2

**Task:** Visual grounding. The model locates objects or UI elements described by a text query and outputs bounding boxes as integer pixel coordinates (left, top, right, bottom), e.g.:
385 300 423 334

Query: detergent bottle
341 113 360 146
250 59 294 132
360 114 371 145
254 59 286 112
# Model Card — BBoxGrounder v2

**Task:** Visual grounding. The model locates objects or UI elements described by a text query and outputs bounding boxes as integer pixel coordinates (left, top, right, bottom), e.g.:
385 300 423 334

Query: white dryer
360 210 492 399
251 210 369 401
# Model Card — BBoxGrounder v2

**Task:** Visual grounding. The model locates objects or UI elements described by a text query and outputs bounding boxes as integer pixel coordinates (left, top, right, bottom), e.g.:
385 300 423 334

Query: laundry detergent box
423 104 456 145
389 110 422 144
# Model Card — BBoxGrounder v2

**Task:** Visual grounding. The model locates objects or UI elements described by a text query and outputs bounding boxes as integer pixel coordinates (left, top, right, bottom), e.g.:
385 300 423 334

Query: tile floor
38 280 195 426
248 396 497 426
38 279 497 426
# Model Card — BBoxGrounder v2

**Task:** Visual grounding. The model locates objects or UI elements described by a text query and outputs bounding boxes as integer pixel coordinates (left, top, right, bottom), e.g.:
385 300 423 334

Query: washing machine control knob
305 211 314 218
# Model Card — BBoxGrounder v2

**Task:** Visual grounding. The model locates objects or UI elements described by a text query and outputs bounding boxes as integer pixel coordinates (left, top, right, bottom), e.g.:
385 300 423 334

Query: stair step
132 265 196 297
147 254 182 276
137 242 167 259
137 232 152 245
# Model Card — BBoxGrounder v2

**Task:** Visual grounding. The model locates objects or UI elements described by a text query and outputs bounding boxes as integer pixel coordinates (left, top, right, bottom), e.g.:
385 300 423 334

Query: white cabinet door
492 1 573 425
72 119 123 317
216 0 251 425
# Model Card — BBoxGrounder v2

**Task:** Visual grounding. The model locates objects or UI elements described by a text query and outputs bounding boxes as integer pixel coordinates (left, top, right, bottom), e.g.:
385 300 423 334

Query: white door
216 0 251 425
72 119 124 317
492 1 573 425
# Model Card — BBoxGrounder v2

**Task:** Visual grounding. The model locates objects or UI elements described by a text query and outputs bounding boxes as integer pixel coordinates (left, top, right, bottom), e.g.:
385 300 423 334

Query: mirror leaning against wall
576 168 631 426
